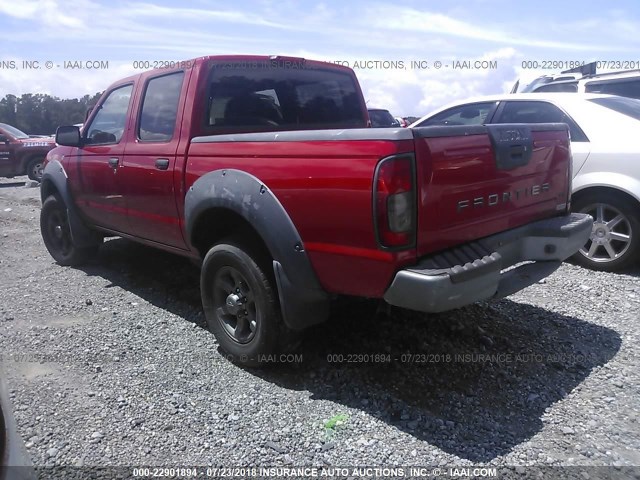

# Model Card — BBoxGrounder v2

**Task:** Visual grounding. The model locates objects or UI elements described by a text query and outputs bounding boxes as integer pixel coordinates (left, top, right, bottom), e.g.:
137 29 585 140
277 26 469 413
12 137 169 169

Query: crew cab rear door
119 69 190 249
413 124 572 256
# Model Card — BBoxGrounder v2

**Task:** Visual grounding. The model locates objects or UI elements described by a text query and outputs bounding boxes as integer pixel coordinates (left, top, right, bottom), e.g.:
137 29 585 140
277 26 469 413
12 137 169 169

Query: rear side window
495 101 588 142
584 79 640 99
85 84 133 145
416 102 495 127
139 71 185 142
205 61 366 131
589 96 640 121
534 82 578 93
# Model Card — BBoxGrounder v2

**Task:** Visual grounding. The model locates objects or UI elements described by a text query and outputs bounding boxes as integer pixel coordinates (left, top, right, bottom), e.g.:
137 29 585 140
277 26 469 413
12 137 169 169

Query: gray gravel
1 176 639 478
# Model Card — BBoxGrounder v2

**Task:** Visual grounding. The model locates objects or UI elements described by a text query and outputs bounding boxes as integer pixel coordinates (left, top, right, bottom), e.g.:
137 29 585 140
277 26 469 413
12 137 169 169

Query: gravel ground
1 175 639 479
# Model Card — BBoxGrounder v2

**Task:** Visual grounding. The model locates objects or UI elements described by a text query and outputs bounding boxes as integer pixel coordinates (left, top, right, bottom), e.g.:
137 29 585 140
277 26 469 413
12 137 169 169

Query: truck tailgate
413 124 571 257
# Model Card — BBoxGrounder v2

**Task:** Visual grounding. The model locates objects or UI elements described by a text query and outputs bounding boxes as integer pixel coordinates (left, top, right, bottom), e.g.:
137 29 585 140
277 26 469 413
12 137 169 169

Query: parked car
0 123 56 182
40 55 589 366
368 108 401 127
411 93 640 271
512 61 640 99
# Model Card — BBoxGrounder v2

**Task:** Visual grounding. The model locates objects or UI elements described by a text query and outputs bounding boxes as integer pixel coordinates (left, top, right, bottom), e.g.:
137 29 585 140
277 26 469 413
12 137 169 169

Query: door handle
155 158 170 170
108 157 119 168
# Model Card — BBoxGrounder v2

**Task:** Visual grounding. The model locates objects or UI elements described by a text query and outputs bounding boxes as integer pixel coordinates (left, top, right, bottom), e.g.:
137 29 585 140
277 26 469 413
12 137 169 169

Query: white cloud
0 0 84 28
551 14 639 44
352 47 521 116
363 5 628 52
1 0 637 114
123 2 299 30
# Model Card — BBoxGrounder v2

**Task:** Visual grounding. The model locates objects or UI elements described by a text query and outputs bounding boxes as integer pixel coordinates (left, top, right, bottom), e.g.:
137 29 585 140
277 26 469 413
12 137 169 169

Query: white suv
513 62 640 99
411 93 640 272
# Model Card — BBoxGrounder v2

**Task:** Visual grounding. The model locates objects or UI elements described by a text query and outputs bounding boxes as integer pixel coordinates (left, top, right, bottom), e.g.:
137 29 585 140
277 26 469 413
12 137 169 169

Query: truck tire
26 156 45 182
572 192 640 272
200 241 298 367
40 195 99 266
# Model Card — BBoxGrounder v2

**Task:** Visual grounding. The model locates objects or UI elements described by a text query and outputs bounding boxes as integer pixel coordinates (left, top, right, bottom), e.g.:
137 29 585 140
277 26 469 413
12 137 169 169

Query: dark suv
367 108 401 127
513 62 640 100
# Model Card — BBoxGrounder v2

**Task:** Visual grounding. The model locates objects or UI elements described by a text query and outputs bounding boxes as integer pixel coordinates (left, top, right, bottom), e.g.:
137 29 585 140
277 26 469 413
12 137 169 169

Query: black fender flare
40 160 100 248
185 169 330 330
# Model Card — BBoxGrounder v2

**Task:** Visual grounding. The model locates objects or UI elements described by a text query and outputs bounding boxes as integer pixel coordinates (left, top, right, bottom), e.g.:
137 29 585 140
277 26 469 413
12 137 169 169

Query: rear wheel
40 195 99 266
26 157 45 182
200 240 298 367
572 192 640 272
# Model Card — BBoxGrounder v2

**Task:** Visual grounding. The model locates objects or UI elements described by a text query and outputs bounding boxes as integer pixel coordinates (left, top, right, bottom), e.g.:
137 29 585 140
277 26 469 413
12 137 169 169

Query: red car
40 55 591 366
0 123 56 181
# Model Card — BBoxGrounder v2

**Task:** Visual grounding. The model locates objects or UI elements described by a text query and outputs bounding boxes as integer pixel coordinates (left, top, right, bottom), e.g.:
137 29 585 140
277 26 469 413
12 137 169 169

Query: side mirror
0 134 9 144
55 125 82 147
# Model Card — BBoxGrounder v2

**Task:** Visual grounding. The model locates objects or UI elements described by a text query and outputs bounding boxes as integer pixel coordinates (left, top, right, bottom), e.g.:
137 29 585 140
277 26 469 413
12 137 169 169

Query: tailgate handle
510 144 525 160
487 125 533 170
155 158 170 170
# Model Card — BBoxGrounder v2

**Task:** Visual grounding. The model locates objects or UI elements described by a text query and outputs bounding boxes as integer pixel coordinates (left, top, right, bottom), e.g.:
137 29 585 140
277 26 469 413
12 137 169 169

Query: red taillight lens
374 155 415 248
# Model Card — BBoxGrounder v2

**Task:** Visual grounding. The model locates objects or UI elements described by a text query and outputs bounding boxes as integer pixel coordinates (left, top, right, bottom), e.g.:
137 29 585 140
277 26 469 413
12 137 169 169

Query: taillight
373 154 416 248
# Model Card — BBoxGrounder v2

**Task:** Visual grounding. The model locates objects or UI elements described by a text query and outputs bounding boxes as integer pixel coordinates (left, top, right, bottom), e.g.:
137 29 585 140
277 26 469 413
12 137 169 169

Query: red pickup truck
0 123 55 181
40 55 592 366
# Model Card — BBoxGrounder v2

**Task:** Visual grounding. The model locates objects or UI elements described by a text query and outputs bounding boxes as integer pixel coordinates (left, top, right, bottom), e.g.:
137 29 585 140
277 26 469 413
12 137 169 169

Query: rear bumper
383 213 593 313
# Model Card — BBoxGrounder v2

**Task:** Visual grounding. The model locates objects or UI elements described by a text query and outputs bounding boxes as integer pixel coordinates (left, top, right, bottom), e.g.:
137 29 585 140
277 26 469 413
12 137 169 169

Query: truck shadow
80 238 621 463
79 238 207 327
258 300 621 462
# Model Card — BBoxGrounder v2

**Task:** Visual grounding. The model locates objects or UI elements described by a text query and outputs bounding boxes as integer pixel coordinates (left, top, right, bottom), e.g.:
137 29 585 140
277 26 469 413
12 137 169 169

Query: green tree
0 92 103 135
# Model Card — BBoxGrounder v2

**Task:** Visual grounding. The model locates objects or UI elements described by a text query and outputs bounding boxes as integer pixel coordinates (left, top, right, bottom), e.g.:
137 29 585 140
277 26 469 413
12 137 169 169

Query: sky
0 0 639 117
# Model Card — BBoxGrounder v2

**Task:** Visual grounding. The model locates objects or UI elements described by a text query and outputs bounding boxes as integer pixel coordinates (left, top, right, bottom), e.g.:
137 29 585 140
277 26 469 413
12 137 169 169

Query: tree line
0 92 103 136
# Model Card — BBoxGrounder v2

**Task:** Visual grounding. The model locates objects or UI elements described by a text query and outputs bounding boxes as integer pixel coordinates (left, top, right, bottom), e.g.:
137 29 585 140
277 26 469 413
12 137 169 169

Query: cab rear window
204 61 366 132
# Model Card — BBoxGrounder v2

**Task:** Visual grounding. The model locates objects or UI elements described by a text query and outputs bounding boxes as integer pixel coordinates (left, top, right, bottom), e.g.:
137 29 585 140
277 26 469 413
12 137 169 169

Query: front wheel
40 195 99 266
26 157 45 182
572 192 640 272
200 241 297 367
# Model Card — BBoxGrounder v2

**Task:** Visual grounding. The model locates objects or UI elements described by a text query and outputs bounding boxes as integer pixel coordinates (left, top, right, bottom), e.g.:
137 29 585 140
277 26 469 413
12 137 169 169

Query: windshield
590 96 640 121
0 123 29 139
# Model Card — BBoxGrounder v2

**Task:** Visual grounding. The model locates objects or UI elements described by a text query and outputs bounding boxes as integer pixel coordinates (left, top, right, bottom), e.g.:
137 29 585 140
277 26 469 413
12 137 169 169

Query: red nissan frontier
40 55 592 366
